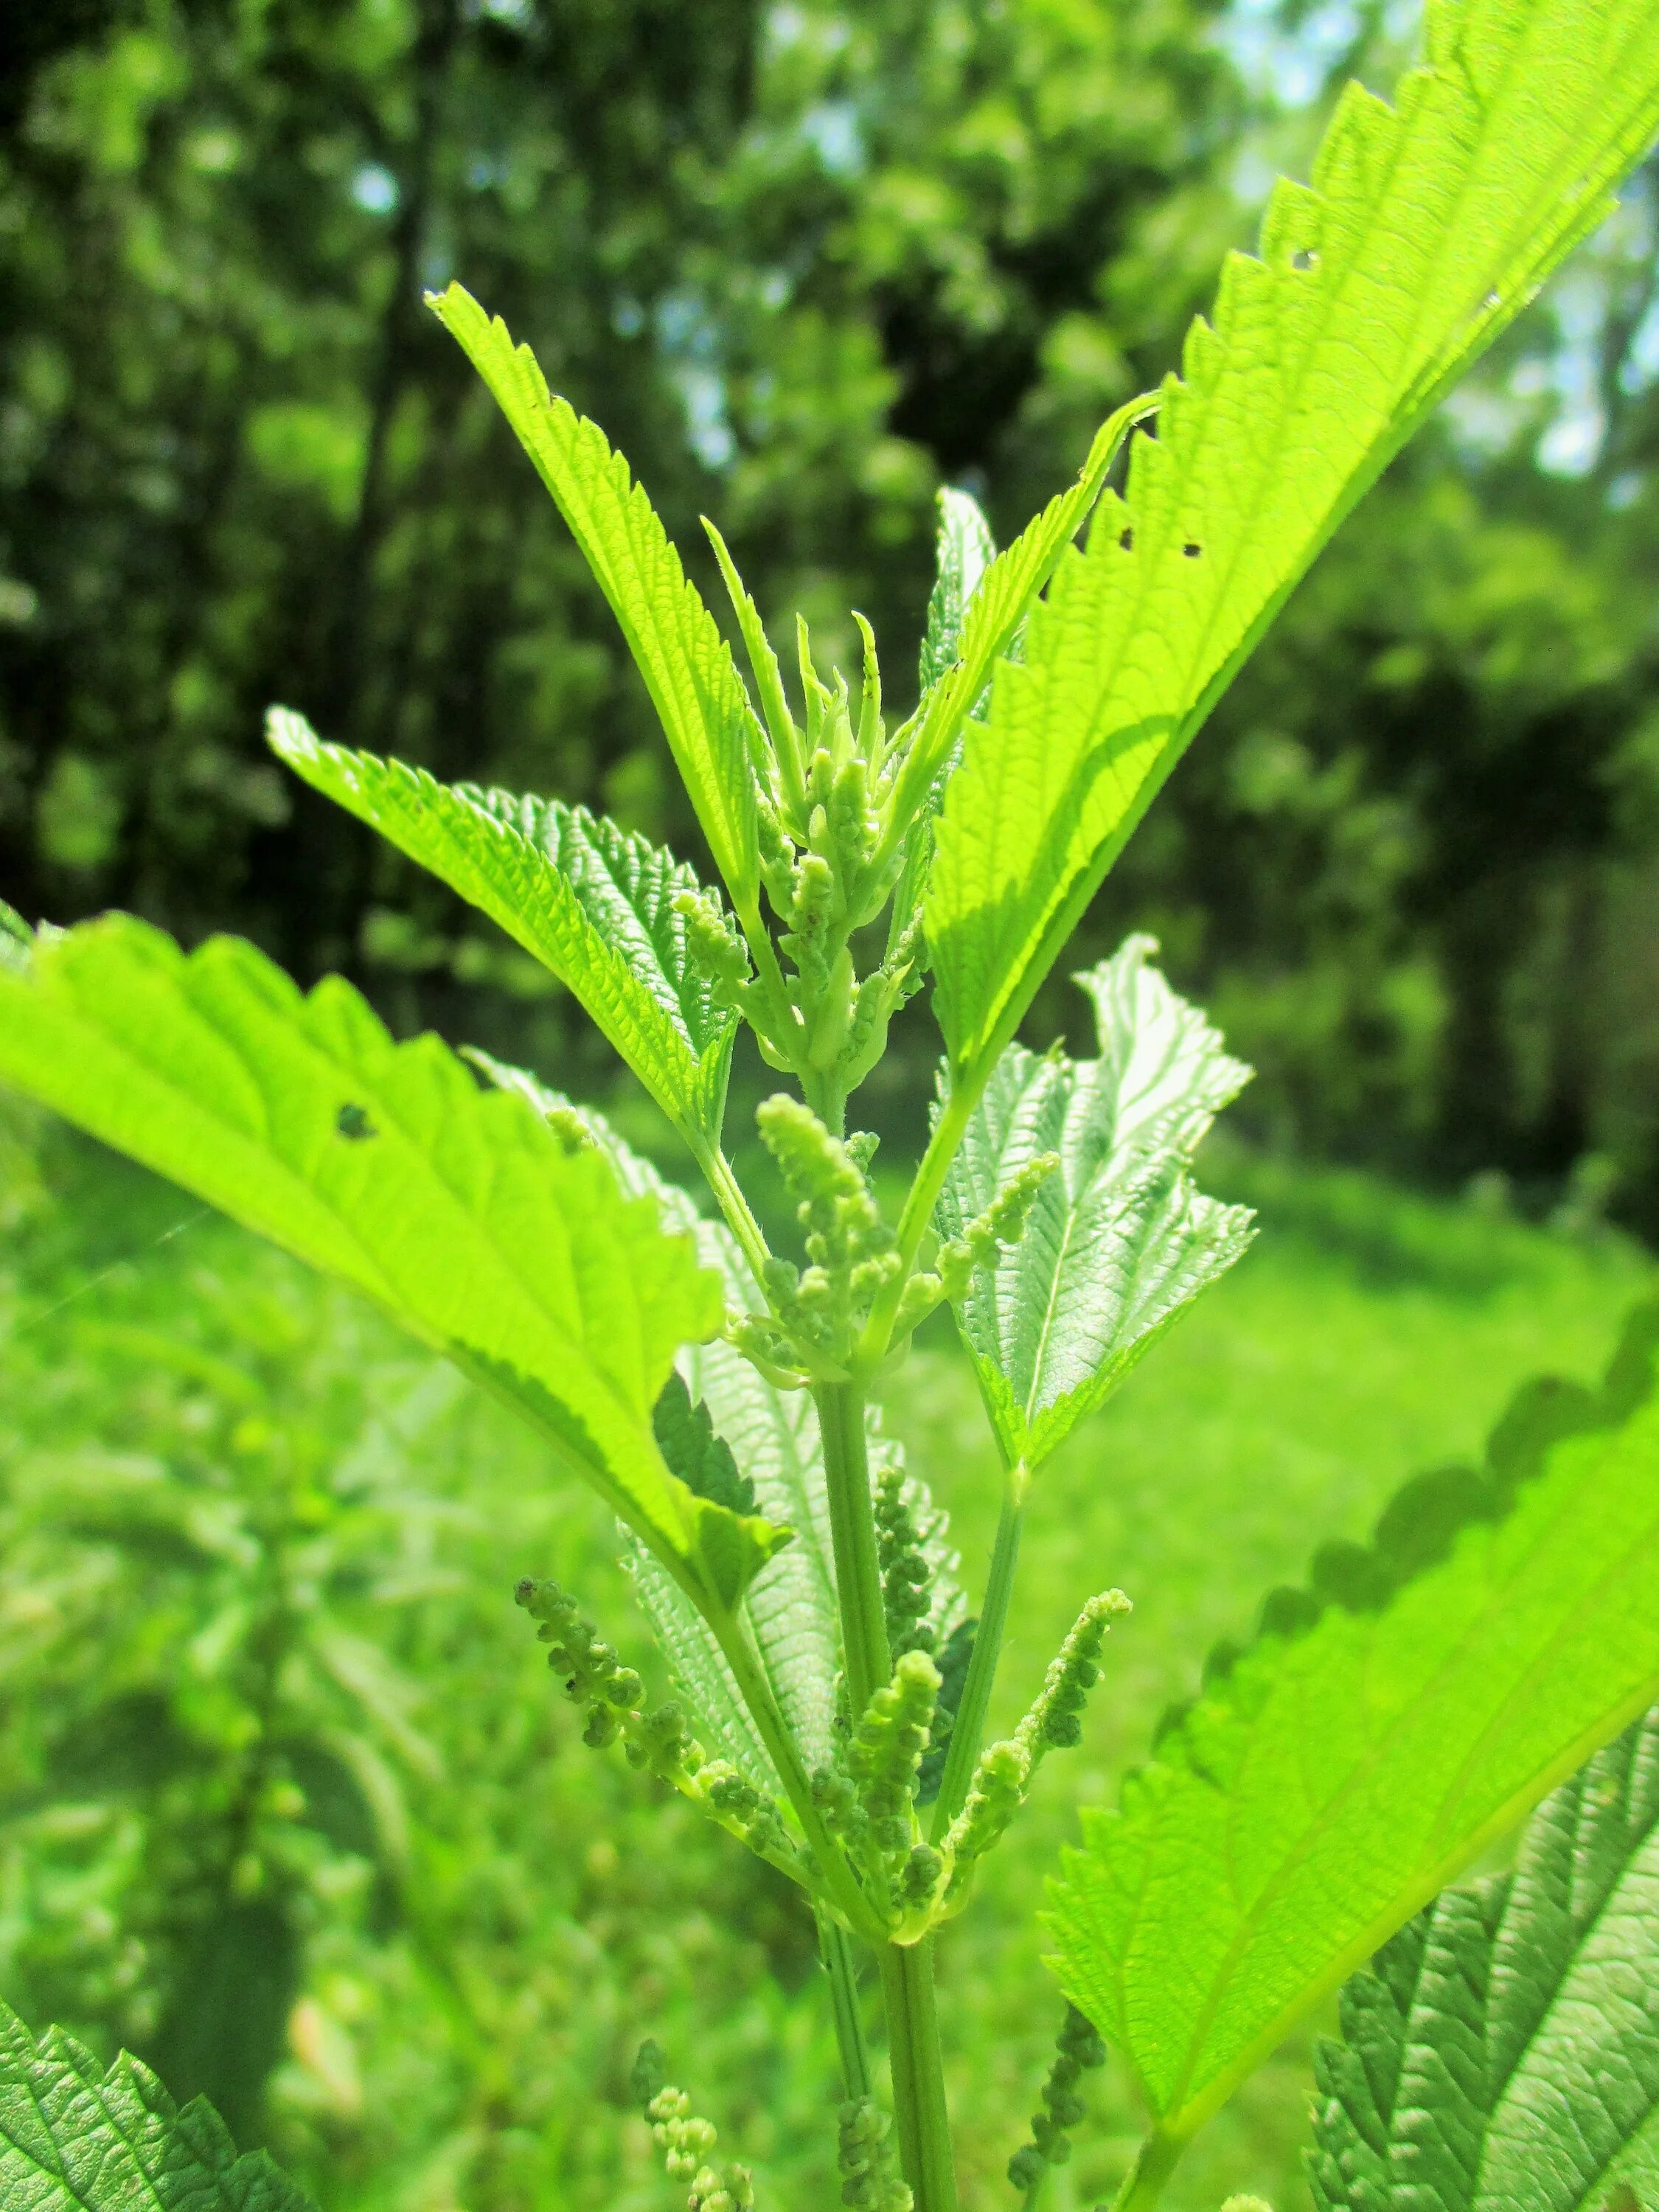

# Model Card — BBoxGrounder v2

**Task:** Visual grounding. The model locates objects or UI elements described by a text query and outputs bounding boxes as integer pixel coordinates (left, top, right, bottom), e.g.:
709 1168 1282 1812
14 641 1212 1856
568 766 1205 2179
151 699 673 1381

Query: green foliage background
5 0 1659 1222
6 4 1659 2207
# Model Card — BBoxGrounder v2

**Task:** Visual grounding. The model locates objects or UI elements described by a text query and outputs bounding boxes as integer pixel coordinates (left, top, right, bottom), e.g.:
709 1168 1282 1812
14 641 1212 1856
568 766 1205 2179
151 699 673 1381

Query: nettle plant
5 4 1659 2208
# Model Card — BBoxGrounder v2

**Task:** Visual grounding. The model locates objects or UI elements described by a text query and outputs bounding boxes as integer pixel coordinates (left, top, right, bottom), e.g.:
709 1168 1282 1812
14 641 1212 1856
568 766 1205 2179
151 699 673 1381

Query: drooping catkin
1006 2005 1107 2196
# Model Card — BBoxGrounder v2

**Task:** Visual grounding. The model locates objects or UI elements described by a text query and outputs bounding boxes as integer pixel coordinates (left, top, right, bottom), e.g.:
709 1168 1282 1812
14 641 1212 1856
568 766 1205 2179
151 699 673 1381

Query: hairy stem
815 1381 891 1713
930 1472 1026 1842
691 1135 773 1290
818 1910 873 2101
1110 2131 1185 2212
879 1939 958 2212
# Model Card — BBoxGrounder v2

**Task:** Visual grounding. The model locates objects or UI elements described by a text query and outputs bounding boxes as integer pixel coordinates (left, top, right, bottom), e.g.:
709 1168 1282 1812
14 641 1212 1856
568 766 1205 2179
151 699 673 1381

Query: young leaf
919 487 998 698
268 710 736 1142
886 391 1158 846
886 487 999 970
928 0 1659 1079
0 2000 313 2210
428 282 760 909
1046 1301 1659 2146
936 936 1253 1471
0 917 787 1618
1309 1705 1659 2212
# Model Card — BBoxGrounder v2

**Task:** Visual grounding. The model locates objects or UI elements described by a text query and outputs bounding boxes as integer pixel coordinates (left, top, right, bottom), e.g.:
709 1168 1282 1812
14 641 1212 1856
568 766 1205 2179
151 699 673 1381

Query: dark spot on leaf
1291 248 1318 271
1119 526 1134 551
335 1103 378 1141
1183 541 1203 558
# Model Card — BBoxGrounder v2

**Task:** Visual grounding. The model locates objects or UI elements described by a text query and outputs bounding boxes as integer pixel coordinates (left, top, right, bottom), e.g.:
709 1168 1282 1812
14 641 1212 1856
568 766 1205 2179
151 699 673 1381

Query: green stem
815 1380 891 1713
692 1136 773 1291
855 1080 976 1368
930 1471 1026 1843
879 1940 958 2212
815 1381 955 2210
1110 2131 1185 2212
817 1910 872 2101
713 1612 879 1942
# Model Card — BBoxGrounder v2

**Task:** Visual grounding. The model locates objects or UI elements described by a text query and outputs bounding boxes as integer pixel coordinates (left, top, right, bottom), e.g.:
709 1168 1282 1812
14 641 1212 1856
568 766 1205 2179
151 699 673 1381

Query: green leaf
919 487 998 698
936 936 1253 1470
888 392 1157 846
1309 1705 1659 2212
928 0 1659 1077
0 917 787 1617
1046 1301 1659 2144
0 2000 313 2210
428 282 760 910
268 710 736 1143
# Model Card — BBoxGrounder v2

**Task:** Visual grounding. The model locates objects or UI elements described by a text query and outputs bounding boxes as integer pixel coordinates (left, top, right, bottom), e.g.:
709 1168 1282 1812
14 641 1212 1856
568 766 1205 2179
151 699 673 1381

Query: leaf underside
0 919 787 1615
268 711 734 1141
1046 1301 1659 2141
0 2000 313 2211
428 282 760 911
887 487 998 965
1310 1705 1659 2212
928 0 1659 1079
936 935 1254 1470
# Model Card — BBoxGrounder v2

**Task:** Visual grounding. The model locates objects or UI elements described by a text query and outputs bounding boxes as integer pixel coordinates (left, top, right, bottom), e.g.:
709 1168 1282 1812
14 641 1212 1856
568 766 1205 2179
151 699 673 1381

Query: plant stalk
931 1470 1026 1842
1110 2130 1185 2212
815 1381 891 1714
692 1136 773 1290
879 1939 958 2212
818 1910 873 2101
856 1081 976 1368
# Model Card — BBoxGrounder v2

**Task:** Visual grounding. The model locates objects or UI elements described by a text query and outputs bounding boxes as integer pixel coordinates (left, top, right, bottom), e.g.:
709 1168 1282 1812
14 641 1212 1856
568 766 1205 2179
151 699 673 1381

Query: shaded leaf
929 0 1659 1077
269 711 735 1141
1047 1302 1659 2143
936 936 1253 1470
1310 1705 1659 2212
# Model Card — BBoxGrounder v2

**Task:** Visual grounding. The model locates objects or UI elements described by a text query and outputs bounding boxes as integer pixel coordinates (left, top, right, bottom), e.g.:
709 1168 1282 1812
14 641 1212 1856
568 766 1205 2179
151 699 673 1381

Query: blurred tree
0 0 1237 992
2 0 1657 1220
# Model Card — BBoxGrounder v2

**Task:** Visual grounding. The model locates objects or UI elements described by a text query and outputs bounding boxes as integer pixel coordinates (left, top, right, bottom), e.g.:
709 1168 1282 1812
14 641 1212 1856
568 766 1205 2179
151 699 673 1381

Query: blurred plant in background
6 0 1656 1216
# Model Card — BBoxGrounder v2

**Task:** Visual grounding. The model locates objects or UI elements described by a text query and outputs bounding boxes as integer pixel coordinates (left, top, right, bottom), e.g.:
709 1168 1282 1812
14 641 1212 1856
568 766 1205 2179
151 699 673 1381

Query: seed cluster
630 2040 755 2212
947 1590 1130 1883
515 1579 796 1872
838 2096 914 2212
752 1095 901 1363
1005 2005 1107 2197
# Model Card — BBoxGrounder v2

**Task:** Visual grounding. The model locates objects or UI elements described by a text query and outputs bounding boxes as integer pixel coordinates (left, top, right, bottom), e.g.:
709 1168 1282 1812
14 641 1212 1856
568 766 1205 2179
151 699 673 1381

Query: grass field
1 1102 1649 2212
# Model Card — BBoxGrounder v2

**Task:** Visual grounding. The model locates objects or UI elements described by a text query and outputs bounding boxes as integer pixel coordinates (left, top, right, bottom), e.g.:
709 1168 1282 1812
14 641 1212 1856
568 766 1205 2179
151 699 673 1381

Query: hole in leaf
336 1103 378 1141
1291 248 1318 271
1182 541 1203 558
1483 288 1501 310
1119 526 1134 551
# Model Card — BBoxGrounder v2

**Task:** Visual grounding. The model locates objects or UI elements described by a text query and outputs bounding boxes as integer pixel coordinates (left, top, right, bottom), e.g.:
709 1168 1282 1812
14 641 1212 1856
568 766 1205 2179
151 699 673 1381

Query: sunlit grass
1 1109 1648 2211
